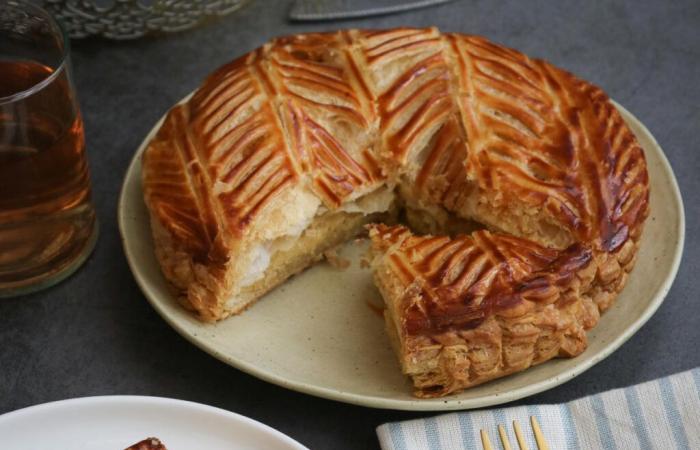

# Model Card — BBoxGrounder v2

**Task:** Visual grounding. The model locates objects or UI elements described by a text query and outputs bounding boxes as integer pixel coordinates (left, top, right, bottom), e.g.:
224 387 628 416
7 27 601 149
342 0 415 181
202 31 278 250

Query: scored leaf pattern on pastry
143 106 225 263
145 28 648 248
188 54 300 234
267 33 384 206
356 28 454 164
451 35 648 250
372 224 592 334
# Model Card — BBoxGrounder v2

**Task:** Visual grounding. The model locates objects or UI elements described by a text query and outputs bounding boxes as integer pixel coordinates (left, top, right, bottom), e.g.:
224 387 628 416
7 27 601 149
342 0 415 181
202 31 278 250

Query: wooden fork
480 416 550 450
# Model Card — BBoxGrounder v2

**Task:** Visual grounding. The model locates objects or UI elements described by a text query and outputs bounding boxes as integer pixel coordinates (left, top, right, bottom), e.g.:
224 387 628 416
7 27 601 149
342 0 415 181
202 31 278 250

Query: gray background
1 1 698 448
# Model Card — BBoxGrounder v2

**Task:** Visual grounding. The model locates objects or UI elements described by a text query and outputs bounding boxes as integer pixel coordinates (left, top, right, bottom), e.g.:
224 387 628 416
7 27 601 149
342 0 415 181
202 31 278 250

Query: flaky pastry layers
370 224 603 397
142 28 648 393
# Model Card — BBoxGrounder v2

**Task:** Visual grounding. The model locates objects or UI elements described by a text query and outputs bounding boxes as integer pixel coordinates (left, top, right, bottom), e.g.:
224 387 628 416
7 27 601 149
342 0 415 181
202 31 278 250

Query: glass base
0 218 98 298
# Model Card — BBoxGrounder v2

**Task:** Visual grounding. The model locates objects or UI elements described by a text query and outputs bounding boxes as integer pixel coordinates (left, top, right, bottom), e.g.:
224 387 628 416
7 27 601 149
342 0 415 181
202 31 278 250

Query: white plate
0 396 308 450
118 101 684 411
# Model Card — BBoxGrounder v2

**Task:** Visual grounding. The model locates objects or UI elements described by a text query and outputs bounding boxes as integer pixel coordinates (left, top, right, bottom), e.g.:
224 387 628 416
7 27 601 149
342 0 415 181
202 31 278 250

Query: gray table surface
1 0 698 448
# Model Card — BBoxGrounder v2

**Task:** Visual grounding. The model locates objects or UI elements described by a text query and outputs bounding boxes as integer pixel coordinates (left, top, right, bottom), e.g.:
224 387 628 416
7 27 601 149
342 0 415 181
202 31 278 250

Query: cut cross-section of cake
369 223 601 397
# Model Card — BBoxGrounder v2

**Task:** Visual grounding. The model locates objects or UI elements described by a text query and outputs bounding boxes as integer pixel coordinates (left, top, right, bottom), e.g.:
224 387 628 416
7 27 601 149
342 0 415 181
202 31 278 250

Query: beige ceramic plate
119 101 684 411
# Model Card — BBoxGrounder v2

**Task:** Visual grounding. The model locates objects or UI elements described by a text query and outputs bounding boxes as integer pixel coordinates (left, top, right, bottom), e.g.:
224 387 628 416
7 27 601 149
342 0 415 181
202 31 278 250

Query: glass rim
0 0 72 105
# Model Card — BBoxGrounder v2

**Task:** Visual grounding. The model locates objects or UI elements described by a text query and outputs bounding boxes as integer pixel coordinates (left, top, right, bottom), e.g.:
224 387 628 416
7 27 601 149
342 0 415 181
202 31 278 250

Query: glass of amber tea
0 1 97 296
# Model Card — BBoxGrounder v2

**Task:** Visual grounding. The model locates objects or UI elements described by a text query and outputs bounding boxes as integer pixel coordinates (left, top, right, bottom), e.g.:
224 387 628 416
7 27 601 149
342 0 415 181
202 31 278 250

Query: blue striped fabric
457 410 478 449
624 386 653 449
558 402 581 450
424 416 442 450
658 377 690 449
377 368 700 450
590 393 618 450
388 422 408 450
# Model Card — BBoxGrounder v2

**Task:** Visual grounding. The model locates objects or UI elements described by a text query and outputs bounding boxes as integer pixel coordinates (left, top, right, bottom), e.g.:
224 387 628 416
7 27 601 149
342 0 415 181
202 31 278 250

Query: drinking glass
0 1 97 296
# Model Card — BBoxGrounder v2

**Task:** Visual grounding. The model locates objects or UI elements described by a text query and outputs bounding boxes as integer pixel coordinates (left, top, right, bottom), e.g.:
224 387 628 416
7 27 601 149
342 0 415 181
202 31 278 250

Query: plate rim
0 395 309 449
118 100 685 411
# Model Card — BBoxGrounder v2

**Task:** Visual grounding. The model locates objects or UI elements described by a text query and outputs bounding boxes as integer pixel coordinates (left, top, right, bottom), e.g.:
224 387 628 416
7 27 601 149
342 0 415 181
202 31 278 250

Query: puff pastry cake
142 28 649 395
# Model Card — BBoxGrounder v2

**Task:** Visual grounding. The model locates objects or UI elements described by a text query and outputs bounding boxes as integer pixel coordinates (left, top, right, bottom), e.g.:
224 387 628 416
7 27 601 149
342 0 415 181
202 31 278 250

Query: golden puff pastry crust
369 224 603 397
142 26 649 379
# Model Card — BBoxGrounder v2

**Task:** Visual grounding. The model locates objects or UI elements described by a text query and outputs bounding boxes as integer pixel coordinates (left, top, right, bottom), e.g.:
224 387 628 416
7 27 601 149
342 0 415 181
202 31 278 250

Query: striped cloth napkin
377 368 700 449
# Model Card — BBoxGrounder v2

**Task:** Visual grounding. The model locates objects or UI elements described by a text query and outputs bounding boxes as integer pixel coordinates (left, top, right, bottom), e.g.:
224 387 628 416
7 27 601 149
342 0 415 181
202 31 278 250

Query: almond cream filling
238 186 394 289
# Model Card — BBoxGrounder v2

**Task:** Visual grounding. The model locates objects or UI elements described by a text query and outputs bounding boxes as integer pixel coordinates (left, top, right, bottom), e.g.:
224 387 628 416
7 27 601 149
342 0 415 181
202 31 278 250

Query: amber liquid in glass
0 61 96 291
